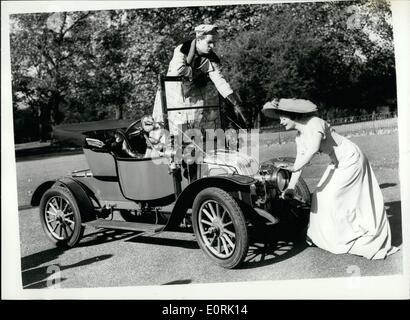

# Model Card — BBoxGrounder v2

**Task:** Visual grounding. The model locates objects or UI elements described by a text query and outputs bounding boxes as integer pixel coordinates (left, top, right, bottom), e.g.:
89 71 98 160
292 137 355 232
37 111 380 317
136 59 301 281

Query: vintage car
31 76 311 269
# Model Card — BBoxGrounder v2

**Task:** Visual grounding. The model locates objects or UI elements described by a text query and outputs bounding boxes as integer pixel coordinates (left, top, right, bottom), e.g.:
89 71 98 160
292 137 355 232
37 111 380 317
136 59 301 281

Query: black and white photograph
2 0 409 299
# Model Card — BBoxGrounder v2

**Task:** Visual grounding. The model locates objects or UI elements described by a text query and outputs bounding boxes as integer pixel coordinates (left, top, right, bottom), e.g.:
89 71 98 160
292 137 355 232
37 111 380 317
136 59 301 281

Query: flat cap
194 24 218 37
262 98 318 118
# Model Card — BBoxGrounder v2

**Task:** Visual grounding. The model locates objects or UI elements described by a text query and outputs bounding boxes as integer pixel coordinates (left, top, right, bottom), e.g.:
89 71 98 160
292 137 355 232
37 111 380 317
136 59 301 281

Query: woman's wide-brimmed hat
262 98 318 118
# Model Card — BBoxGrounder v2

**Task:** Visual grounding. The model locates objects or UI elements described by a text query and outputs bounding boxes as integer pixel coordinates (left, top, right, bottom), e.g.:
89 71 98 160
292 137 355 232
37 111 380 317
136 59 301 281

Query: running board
85 219 164 233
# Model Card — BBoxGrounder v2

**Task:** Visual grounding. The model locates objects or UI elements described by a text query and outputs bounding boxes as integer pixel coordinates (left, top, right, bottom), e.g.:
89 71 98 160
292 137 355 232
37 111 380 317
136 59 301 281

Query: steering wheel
113 129 142 158
125 119 142 137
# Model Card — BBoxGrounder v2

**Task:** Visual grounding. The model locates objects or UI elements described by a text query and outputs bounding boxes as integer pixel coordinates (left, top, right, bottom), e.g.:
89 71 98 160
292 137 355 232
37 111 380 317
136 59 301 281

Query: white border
392 0 410 299
2 0 409 299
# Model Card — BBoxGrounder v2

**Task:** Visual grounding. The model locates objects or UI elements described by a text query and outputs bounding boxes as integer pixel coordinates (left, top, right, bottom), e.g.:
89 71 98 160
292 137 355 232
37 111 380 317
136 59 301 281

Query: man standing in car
152 24 246 135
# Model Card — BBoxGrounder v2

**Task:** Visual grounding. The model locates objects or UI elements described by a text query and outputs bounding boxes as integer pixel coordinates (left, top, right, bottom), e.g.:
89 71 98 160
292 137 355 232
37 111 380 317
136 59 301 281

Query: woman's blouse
295 117 344 163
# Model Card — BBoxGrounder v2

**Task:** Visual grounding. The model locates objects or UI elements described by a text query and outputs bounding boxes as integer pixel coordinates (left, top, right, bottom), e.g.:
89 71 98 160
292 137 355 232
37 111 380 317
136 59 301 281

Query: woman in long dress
262 98 398 259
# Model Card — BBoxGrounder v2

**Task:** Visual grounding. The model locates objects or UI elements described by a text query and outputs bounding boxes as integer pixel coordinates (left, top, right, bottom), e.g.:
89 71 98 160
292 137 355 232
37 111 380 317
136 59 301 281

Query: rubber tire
192 187 248 269
39 186 84 248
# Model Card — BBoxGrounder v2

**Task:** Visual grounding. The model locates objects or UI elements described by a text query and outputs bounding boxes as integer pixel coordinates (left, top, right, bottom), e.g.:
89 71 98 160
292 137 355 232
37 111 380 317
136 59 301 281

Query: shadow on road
78 228 198 249
379 183 397 189
240 223 308 269
126 234 199 249
243 241 307 269
21 248 112 289
21 247 65 271
163 279 193 285
78 229 139 247
385 200 402 247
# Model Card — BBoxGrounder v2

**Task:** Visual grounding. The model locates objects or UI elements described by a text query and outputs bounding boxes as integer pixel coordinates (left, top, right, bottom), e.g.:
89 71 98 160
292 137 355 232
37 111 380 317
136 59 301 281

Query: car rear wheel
39 186 84 248
192 187 248 269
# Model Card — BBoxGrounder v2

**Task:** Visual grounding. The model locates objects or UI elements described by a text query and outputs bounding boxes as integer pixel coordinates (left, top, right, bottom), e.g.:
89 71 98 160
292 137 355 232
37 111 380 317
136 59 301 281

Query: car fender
163 175 256 231
31 180 56 207
31 177 97 223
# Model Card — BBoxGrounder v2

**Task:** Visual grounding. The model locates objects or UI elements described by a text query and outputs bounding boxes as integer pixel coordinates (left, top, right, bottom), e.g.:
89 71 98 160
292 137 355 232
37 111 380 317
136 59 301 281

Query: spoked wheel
192 187 248 269
39 186 84 248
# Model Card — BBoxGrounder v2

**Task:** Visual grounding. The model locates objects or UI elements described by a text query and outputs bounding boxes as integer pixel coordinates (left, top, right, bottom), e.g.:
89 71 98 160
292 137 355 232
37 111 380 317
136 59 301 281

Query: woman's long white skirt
307 138 398 259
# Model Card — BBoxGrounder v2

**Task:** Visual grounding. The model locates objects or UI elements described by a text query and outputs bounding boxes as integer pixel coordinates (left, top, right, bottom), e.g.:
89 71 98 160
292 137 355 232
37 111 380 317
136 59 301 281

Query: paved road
17 134 403 289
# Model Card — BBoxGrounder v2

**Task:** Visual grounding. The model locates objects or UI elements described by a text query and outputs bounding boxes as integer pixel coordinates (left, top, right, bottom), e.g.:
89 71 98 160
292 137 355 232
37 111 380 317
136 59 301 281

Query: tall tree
11 11 95 139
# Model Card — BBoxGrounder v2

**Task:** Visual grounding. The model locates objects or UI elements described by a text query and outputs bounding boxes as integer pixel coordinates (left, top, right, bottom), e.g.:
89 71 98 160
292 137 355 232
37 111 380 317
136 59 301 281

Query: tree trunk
115 105 123 120
253 111 261 129
39 106 52 142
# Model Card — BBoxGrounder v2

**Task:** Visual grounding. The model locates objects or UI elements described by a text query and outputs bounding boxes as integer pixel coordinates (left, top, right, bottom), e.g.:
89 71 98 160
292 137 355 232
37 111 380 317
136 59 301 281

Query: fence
326 112 397 126
259 113 398 146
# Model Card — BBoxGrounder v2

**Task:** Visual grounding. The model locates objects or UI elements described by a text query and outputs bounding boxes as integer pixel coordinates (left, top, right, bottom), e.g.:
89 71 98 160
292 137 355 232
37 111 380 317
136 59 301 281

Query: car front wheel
192 187 248 269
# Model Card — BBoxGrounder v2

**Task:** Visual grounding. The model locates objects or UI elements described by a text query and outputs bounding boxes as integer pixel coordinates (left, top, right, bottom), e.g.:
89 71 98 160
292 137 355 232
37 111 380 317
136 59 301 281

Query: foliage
219 0 396 125
10 0 396 141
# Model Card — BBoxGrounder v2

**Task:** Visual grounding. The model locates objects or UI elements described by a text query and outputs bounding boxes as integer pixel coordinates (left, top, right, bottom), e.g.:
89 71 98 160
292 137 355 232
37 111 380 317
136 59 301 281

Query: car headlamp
254 167 290 193
272 168 289 192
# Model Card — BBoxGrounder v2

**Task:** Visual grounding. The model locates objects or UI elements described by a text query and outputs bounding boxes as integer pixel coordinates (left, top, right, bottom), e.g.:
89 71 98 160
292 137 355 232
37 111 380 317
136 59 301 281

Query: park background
10 0 397 145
